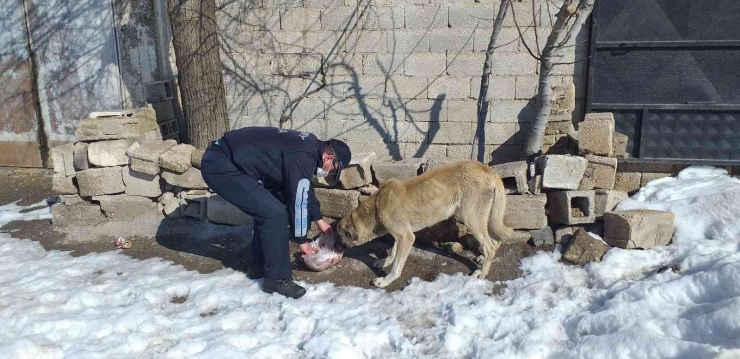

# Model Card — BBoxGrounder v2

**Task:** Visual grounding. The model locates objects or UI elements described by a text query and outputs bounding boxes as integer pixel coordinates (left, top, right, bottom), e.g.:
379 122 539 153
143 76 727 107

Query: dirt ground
0 167 549 292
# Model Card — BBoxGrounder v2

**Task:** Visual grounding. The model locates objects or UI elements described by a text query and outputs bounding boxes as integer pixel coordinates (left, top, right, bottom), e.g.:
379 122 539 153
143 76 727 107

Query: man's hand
316 219 333 235
299 242 316 257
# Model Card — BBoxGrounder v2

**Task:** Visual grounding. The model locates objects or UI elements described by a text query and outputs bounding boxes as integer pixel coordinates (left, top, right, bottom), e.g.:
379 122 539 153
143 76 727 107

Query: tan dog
335 160 516 288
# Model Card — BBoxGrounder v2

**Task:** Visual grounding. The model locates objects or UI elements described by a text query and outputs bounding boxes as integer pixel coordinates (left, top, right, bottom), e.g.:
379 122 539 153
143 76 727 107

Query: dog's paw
472 270 486 279
373 277 392 288
474 255 485 265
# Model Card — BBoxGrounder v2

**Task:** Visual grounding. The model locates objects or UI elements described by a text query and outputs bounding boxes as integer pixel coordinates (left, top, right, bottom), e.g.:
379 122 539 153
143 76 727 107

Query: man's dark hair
324 142 337 156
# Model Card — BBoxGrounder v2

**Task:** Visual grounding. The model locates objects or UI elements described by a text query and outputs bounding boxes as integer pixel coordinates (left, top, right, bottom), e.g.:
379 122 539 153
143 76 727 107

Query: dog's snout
333 240 348 252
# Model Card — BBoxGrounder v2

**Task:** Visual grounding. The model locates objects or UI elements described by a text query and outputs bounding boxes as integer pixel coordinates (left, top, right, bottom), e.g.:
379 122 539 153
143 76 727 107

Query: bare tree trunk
521 0 594 160
167 0 229 148
472 0 511 162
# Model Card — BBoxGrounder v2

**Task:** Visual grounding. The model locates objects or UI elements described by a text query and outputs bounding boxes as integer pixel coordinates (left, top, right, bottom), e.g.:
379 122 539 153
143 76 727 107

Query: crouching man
200 127 351 299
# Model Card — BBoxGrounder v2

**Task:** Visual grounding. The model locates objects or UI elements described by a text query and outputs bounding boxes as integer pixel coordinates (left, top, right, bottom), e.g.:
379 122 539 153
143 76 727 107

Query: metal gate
586 0 740 165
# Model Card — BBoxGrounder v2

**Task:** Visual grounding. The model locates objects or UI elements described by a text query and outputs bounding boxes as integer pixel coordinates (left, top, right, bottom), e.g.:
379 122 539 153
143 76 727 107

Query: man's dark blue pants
200 143 292 280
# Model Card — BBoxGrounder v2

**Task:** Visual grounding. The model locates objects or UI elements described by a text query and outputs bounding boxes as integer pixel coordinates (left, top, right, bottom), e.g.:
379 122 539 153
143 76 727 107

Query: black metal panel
595 0 740 42
587 0 740 164
641 111 740 161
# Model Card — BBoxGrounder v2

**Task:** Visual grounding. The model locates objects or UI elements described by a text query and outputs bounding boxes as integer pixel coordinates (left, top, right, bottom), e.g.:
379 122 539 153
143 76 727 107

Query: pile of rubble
50 106 675 268
50 106 249 227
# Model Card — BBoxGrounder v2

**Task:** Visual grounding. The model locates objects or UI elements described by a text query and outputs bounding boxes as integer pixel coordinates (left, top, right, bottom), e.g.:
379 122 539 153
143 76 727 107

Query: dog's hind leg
467 228 500 279
373 240 397 269
372 228 414 288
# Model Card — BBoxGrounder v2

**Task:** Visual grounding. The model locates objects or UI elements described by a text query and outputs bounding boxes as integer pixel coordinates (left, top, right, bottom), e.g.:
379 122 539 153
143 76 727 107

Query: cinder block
594 189 628 220
388 30 430 53
491 52 538 75
552 82 576 112
536 155 588 190
578 116 614 156
340 152 377 189
321 7 357 31
122 167 162 198
528 175 542 195
613 132 629 158
446 100 477 122
52 174 77 195
363 6 404 30
128 140 177 162
515 75 539 100
346 31 389 53
471 76 516 100
52 143 75 176
372 158 425 185
51 203 104 227
404 53 447 76
614 172 642 194
178 191 210 221
430 29 474 53
504 194 547 230
207 195 253 225
161 168 208 190
160 144 196 173
275 54 322 76
548 190 596 225
429 122 475 144
584 155 617 190
93 194 158 220
404 5 448 30
474 27 519 53
363 54 402 76
492 161 528 194
449 5 493 28
73 142 90 171
485 122 520 145
280 8 321 31
446 53 485 76
158 192 181 219
428 77 470 99
77 167 125 197
314 188 361 218
604 210 675 249
402 98 448 122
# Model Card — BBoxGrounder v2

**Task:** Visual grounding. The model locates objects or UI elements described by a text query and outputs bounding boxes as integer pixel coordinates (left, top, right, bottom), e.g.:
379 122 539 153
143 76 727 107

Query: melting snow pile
1 167 740 358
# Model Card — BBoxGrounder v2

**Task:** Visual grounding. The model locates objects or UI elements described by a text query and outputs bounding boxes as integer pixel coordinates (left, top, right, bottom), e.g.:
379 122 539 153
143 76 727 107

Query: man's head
320 139 351 181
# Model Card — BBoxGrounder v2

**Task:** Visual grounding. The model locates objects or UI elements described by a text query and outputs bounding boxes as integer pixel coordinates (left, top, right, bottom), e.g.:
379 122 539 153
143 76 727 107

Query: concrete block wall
217 0 588 163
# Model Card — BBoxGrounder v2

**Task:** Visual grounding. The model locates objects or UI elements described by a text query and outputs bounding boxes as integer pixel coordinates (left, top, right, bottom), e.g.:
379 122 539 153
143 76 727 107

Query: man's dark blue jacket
216 127 323 244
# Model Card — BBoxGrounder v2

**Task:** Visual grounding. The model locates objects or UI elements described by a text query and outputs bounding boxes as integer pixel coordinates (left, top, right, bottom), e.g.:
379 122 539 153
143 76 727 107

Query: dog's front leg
373 240 398 269
372 231 414 288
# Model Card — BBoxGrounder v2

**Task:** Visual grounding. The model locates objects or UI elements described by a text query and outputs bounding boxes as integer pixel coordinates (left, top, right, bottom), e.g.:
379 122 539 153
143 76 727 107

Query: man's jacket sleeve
283 152 322 244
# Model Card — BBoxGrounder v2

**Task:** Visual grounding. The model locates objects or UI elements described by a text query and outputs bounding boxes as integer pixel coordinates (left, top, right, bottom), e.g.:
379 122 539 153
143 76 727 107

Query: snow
1 166 740 358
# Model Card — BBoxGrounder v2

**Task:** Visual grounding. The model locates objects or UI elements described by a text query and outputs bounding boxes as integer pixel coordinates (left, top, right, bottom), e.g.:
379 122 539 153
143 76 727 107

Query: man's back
219 127 322 190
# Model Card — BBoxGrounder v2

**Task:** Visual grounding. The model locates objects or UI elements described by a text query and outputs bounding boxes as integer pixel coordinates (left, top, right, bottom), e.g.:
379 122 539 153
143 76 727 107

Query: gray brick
345 141 401 161
281 8 321 31
323 55 363 77
489 100 535 123
387 0 427 5
473 27 519 53
428 76 470 99
287 98 325 120
449 5 493 28
471 76 516 100
404 5 448 30
404 53 446 76
363 99 408 123
356 76 389 98
515 75 539 100
488 144 523 164
429 29 475 53
305 0 344 8
502 1 540 27
243 8 281 31
304 31 341 54
403 143 447 160
363 6 404 29
265 0 303 7
289 119 345 140
446 53 485 76
346 31 389 53
321 6 357 31
446 145 472 160
325 98 365 120
491 52 538 75
362 53 402 75
429 122 475 144
548 190 596 225
402 98 448 122
485 122 519 145
388 30 430 53
446 100 478 122
275 54 322 76
388 76 428 99
504 194 548 229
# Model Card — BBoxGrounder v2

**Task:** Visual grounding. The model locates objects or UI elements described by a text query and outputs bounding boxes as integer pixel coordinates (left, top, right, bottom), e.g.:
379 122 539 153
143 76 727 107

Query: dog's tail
489 176 516 241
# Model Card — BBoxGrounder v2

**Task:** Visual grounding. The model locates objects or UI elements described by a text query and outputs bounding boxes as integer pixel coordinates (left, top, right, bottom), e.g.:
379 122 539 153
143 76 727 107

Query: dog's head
335 211 360 252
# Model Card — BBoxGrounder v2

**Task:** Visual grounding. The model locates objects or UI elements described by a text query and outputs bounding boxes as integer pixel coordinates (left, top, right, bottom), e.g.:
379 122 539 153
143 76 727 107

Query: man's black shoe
262 279 306 299
246 263 265 279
